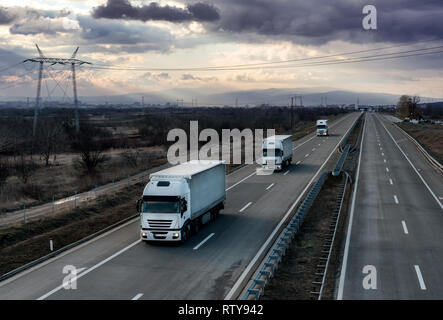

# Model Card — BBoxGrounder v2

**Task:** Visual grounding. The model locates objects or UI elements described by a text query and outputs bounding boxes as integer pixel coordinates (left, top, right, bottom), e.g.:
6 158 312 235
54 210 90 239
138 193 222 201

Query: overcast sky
1 0 443 101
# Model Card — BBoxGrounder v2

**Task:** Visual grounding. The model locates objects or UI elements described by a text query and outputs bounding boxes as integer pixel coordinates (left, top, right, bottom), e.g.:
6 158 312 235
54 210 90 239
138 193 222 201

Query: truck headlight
141 232 147 238
173 233 180 239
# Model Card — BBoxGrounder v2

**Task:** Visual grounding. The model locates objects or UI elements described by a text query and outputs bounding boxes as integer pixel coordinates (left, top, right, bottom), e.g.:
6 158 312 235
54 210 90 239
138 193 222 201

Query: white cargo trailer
137 160 226 242
261 135 293 171
316 120 329 136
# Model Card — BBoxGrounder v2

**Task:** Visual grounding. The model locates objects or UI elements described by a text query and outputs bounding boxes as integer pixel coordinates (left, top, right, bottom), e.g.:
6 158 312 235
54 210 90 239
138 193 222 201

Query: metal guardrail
333 144 350 176
310 172 349 299
394 123 443 174
240 171 330 300
340 112 363 150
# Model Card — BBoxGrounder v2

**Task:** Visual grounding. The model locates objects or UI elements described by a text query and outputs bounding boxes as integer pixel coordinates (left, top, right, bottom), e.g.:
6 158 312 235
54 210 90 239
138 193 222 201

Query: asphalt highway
338 112 443 299
0 112 361 300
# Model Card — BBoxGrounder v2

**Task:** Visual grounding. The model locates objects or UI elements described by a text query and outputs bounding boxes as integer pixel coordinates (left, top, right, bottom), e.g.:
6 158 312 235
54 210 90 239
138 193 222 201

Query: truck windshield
142 201 179 214
317 125 327 129
263 149 282 157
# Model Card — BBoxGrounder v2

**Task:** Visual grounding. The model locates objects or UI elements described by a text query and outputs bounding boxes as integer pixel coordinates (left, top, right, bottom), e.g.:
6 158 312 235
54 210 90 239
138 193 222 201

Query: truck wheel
181 224 190 242
194 222 200 234
181 230 187 242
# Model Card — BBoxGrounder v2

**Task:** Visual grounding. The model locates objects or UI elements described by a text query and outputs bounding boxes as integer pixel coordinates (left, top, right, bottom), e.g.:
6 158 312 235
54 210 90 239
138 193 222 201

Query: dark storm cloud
204 0 443 44
92 0 220 23
77 15 175 53
0 7 16 24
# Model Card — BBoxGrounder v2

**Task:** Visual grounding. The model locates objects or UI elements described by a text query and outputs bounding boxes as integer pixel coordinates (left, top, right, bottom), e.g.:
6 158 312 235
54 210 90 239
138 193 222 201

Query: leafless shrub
0 159 10 188
121 150 140 167
13 155 38 184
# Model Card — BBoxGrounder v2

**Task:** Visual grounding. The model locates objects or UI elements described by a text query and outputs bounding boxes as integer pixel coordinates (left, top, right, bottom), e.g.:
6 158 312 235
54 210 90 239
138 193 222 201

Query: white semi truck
316 120 329 136
261 135 293 171
137 160 226 243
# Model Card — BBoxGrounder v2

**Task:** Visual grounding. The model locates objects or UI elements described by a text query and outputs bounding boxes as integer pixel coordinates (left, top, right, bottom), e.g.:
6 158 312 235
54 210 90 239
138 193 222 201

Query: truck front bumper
141 229 182 241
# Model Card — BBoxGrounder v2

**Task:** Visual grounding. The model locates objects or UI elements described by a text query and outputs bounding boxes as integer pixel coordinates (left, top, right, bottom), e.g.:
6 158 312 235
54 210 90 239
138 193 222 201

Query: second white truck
262 135 293 171
316 120 329 136
137 160 226 243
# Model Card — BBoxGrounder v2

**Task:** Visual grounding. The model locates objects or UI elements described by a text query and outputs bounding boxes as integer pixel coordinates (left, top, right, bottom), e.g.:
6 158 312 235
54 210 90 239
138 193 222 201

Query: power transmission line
88 38 443 72
83 44 443 72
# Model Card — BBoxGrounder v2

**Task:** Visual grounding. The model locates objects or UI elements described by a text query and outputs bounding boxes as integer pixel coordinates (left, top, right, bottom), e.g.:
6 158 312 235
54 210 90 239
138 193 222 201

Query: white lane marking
338 114 366 300
378 115 443 210
296 161 301 165
283 170 289 176
37 239 142 300
414 265 427 290
389 178 393 185
384 159 386 163
386 167 390 172
394 195 399 204
193 233 215 250
382 152 384 156
227 113 362 301
226 172 256 192
239 202 252 213
76 267 87 274
305 154 310 157
266 183 275 190
132 293 143 300
401 221 409 234
312 148 316 151
318 143 321 146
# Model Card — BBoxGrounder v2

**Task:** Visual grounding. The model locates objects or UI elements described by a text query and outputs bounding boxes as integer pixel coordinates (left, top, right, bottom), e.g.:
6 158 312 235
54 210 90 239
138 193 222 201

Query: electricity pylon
24 44 91 135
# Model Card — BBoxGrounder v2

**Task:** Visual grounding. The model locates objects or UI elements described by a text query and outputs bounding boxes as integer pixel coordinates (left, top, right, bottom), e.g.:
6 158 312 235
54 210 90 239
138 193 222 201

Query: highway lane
0 112 360 300
339 112 443 299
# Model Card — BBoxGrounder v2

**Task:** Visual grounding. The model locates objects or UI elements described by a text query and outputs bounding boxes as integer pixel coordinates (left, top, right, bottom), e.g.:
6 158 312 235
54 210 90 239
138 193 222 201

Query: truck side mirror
136 199 142 213
181 199 188 215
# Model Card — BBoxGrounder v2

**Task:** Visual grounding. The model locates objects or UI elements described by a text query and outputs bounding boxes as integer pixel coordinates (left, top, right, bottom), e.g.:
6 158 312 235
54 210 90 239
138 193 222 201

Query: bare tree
13 154 38 184
35 118 65 166
72 124 110 175
121 149 140 167
397 95 421 119
0 159 10 188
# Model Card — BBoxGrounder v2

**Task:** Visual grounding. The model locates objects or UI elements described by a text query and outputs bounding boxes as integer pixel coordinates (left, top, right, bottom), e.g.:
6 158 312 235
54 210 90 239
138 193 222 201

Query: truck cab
261 135 292 171
316 120 329 136
138 178 189 241
137 161 226 243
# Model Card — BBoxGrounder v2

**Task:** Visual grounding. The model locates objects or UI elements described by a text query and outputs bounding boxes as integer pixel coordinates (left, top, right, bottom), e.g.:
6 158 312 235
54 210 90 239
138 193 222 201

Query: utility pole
24 44 91 136
33 61 43 136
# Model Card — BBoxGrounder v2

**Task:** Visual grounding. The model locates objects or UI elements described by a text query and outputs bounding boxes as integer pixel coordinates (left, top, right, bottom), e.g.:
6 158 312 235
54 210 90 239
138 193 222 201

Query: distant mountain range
1 88 441 107
77 88 439 106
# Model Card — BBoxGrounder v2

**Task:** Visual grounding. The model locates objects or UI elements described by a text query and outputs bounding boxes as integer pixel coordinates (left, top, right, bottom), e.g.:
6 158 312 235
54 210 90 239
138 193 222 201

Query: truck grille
148 219 172 229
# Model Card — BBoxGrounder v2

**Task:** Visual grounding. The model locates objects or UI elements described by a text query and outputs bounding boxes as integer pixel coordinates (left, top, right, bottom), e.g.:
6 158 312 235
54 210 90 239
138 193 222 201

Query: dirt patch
260 174 346 300
397 123 443 163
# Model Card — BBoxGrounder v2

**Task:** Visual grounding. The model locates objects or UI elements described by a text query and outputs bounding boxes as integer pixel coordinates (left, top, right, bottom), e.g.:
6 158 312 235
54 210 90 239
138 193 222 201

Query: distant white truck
262 135 293 171
137 160 226 243
316 120 329 136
